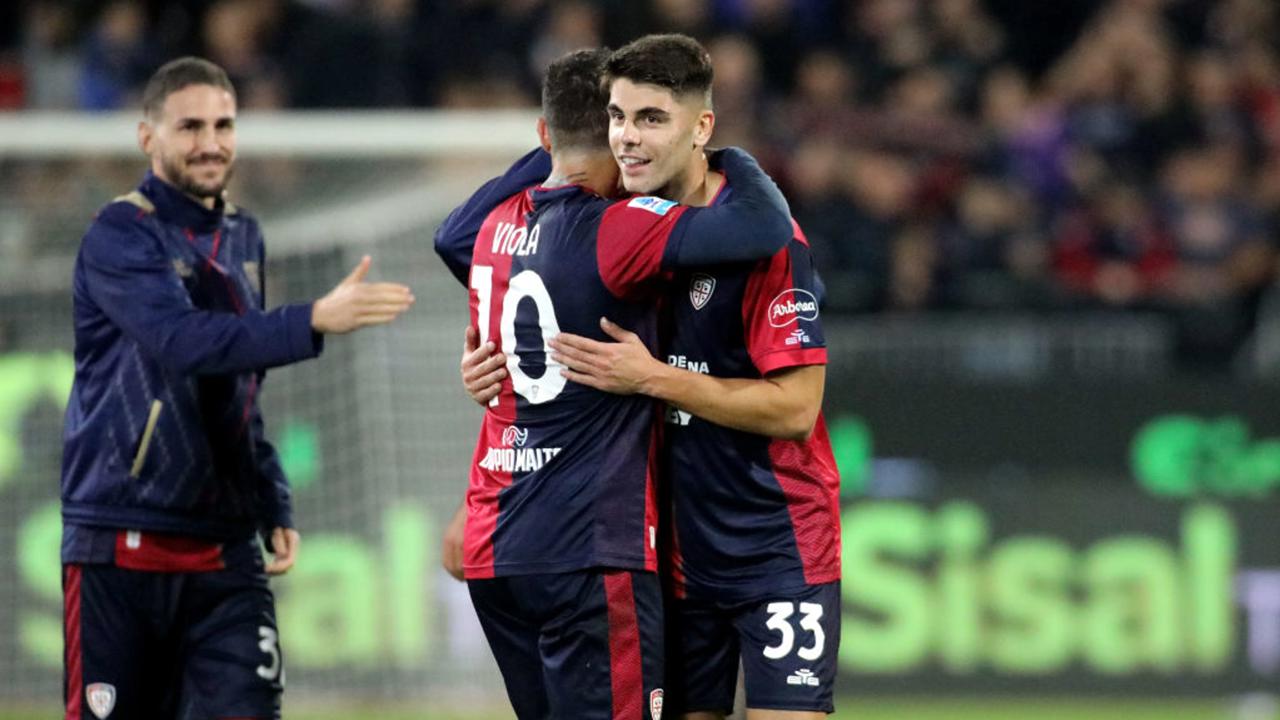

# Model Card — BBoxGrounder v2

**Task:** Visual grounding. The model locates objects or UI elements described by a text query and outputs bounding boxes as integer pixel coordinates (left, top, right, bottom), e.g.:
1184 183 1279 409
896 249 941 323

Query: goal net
0 110 540 711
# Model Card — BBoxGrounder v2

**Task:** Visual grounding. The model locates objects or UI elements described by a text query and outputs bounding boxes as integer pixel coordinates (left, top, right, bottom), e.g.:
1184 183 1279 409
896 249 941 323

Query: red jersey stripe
766 414 843 585
64 565 83 720
604 571 644 720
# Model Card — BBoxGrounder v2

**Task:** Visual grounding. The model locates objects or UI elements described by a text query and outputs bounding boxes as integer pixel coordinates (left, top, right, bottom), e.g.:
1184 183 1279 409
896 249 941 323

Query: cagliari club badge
86 682 116 719
689 273 715 310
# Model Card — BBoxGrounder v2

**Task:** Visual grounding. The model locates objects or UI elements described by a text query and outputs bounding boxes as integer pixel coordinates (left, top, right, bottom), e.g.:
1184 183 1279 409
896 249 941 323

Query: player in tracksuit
476 36 843 718
433 49 796 720
60 57 413 720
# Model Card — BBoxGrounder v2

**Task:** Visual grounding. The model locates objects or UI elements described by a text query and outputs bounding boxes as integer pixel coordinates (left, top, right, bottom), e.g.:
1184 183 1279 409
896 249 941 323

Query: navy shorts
666 581 840 716
468 569 665 720
63 543 283 720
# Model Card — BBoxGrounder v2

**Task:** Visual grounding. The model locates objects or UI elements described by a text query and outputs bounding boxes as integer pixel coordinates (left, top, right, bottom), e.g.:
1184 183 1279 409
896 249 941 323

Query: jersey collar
139 171 228 233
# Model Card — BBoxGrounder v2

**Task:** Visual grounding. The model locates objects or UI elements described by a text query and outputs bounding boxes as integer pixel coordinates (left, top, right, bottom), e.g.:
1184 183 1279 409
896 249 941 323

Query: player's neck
547 150 617 197
668 152 723 208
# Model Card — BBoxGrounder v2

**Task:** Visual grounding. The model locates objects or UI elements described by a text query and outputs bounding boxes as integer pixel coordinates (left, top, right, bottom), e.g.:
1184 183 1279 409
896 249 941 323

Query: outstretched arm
549 318 824 440
83 208 412 376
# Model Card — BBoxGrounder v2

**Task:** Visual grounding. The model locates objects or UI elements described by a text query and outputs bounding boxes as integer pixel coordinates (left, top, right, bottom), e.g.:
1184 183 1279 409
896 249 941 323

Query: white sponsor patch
689 273 715 310
628 196 677 216
767 289 820 328
86 682 116 719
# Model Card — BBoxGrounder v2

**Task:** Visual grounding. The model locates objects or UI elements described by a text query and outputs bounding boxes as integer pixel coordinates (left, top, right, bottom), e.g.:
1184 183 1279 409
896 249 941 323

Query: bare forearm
643 366 817 440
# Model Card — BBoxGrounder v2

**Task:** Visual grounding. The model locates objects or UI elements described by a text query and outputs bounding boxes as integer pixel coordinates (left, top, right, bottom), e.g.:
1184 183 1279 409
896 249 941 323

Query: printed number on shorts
256 626 282 681
471 263 566 405
763 601 825 661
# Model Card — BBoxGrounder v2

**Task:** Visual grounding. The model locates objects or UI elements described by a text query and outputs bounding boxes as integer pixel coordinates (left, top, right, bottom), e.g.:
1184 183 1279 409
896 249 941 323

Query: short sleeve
596 196 689 298
741 224 827 375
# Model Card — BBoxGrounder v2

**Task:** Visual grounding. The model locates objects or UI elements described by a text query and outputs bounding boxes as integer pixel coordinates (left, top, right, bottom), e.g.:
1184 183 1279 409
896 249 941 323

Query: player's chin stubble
168 155 234 200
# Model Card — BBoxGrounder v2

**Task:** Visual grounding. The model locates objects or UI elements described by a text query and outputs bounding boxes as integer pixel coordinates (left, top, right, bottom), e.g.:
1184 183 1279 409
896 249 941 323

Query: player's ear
693 109 715 149
137 120 153 156
536 117 552 153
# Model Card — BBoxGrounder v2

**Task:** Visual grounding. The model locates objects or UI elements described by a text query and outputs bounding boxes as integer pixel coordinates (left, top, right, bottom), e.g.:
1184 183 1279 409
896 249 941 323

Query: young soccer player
433 48 796 720
467 36 844 719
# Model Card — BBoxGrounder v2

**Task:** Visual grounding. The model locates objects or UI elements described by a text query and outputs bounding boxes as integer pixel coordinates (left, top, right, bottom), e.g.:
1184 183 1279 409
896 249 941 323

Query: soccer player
433 48 796 720
61 57 413 720
472 36 843 719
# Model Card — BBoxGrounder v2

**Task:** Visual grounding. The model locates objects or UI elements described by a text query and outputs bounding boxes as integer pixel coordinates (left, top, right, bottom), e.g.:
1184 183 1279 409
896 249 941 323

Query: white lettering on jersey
664 355 710 425
666 354 709 374
767 289 819 328
628 196 678 216
785 328 811 346
478 446 563 473
491 222 541 256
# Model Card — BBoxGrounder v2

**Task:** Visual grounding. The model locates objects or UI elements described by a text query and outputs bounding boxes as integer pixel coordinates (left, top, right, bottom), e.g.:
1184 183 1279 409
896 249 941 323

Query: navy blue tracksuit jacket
61 172 322 548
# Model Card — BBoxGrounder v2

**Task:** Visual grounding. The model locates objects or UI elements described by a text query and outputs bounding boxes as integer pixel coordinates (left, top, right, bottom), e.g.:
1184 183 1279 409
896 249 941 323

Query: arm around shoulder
665 147 794 267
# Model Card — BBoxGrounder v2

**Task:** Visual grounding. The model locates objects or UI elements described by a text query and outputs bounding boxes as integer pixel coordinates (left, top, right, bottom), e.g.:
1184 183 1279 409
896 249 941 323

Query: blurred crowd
3 0 1280 369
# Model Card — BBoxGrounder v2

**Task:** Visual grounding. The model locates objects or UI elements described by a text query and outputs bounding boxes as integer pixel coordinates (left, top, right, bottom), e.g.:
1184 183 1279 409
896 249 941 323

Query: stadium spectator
78 0 158 109
1053 177 1177 308
7 0 1280 370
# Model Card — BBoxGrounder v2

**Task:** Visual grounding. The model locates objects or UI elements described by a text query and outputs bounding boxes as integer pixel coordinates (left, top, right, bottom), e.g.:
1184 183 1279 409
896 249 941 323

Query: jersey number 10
471 265 567 405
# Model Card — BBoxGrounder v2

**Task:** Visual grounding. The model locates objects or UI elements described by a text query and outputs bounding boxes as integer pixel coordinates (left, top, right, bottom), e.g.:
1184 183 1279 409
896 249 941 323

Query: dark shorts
666 581 840 716
63 545 282 720
468 569 665 720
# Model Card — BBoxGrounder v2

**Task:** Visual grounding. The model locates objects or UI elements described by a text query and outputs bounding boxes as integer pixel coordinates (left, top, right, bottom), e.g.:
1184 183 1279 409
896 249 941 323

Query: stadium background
2 0 1280 718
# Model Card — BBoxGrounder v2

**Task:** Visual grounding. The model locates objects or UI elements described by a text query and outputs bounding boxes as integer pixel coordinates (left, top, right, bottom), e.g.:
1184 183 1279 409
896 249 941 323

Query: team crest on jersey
767 288 819 328
171 259 193 278
86 682 116 718
243 261 261 294
650 688 664 720
501 425 528 447
689 273 715 310
628 195 678 216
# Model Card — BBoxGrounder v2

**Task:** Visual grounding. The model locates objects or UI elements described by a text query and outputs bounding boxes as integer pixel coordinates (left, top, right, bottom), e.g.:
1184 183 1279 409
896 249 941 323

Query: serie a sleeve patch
627 195 678 216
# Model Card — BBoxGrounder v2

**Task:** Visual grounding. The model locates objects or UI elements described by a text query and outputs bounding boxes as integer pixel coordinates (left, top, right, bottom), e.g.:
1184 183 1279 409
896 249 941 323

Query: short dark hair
142 57 236 119
605 34 714 106
542 48 612 151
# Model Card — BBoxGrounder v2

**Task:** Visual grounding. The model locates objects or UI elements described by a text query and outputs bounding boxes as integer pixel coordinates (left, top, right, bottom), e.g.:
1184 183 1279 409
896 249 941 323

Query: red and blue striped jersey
434 148 797 579
663 184 842 602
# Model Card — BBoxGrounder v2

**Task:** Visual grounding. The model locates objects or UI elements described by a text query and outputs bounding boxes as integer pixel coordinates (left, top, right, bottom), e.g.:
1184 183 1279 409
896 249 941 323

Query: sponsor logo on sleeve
628 196 678 216
650 688 664 720
767 289 819 328
785 328 811 346
86 682 116 719
689 273 715 310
